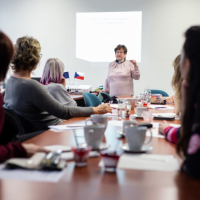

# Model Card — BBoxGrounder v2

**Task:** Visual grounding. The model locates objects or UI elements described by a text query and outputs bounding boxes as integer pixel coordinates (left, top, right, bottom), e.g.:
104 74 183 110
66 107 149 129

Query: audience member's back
4 76 62 131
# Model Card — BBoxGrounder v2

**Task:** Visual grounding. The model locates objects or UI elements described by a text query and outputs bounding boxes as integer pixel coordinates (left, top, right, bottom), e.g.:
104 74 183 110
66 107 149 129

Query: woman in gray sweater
4 36 111 132
40 58 77 107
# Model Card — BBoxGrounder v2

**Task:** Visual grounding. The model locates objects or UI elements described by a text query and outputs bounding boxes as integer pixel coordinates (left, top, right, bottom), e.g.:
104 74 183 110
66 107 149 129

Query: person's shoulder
125 60 132 65
9 76 40 86
47 83 66 91
109 61 117 68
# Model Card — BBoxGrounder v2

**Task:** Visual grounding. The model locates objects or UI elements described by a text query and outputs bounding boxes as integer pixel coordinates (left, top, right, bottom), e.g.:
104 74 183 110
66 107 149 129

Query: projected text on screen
76 12 142 62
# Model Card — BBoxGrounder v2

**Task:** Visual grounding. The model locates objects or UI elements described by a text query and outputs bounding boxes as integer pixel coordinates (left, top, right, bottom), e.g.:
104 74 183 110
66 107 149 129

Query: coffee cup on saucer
122 120 138 134
135 107 148 117
124 126 152 151
84 124 105 149
85 114 108 132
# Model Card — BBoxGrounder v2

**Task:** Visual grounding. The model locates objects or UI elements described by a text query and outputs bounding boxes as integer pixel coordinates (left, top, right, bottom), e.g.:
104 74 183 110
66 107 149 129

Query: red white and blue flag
74 72 85 80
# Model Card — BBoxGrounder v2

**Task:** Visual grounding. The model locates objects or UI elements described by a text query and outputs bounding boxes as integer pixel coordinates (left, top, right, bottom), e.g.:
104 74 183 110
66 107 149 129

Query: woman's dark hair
11 36 41 72
0 31 14 81
114 44 128 54
177 26 200 156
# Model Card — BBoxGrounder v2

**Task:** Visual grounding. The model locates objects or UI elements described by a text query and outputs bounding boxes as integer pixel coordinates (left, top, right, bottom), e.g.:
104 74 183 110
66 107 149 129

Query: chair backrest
1 107 45 143
151 89 169 97
3 104 32 133
83 92 102 107
100 92 110 102
31 77 41 83
0 108 25 144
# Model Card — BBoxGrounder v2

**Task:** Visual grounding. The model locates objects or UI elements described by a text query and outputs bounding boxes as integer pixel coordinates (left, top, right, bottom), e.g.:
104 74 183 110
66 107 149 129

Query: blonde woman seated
40 59 77 107
162 55 181 115
4 36 111 132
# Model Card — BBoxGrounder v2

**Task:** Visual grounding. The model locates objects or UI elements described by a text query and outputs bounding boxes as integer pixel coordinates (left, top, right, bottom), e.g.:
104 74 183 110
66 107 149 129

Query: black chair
0 108 44 144
31 77 41 83
100 92 111 102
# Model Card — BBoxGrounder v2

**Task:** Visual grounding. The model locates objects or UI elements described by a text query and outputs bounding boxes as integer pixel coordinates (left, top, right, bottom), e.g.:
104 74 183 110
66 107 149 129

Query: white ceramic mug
125 126 152 150
85 114 108 132
84 124 105 149
123 120 138 134
135 107 148 117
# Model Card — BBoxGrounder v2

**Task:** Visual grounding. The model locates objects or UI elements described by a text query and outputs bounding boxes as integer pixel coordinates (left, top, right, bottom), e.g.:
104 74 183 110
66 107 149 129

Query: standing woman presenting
104 44 140 96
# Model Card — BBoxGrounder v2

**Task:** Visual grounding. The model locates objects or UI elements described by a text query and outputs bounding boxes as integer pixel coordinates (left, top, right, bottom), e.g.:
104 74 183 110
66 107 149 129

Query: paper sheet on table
44 145 71 152
49 124 84 131
99 154 179 172
104 113 117 116
149 105 175 110
108 120 123 127
0 164 67 182
110 104 118 109
117 154 179 171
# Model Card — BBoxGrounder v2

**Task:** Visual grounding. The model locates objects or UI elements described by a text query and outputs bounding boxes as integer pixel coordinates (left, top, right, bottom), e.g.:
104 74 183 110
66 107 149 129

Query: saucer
121 143 153 153
79 143 110 151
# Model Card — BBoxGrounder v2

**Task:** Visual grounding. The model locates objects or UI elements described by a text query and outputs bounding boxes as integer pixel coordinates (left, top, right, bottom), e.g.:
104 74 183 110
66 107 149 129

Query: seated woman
160 26 200 178
159 56 182 142
40 58 77 106
0 31 48 163
104 44 140 97
4 36 111 132
162 55 181 115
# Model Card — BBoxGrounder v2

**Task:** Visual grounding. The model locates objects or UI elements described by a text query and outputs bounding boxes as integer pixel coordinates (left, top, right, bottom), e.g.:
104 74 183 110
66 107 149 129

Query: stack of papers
149 105 175 110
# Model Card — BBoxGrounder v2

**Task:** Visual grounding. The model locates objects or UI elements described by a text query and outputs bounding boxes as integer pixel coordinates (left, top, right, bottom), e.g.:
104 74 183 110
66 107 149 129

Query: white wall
0 0 200 96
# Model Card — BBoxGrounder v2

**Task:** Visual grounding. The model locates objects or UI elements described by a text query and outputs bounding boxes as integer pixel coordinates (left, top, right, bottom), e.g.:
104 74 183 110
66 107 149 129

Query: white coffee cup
125 126 152 150
135 107 148 117
125 98 135 110
85 114 108 132
123 120 138 134
84 124 105 149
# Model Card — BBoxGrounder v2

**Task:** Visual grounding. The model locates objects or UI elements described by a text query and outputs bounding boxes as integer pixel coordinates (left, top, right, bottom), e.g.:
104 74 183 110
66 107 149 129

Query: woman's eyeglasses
116 51 124 54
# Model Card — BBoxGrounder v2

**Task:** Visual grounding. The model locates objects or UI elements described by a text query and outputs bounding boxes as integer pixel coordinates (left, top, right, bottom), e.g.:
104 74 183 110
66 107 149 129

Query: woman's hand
130 60 138 68
22 143 49 157
93 103 112 114
159 120 169 135
60 76 66 87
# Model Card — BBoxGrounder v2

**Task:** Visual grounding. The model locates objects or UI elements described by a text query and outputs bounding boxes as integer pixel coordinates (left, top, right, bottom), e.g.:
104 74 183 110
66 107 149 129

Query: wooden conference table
1 100 200 200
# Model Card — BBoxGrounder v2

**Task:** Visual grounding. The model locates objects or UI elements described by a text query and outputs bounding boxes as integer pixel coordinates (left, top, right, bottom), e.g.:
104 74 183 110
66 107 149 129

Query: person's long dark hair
177 26 200 156
0 31 14 81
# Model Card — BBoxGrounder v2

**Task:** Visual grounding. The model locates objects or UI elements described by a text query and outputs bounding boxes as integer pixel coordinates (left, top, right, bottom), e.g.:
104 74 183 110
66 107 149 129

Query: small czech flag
74 72 85 80
63 72 69 79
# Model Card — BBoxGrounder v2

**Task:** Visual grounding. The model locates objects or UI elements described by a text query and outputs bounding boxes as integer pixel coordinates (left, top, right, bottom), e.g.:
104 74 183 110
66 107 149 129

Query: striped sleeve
164 126 180 144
